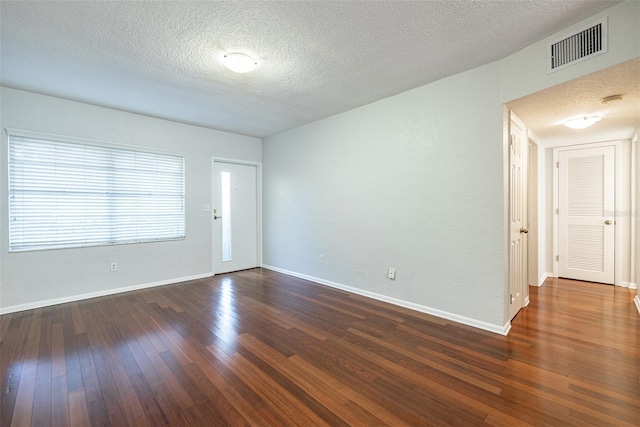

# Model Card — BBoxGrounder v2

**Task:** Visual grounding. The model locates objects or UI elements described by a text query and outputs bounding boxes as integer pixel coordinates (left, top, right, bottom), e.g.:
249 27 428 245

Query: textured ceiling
508 58 640 147
0 0 620 138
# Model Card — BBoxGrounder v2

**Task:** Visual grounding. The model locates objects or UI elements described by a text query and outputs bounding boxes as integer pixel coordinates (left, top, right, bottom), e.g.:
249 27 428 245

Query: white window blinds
8 133 185 252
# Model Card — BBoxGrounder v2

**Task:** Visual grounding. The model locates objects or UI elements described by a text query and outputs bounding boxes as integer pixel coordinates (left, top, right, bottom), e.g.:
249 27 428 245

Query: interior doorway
505 59 640 325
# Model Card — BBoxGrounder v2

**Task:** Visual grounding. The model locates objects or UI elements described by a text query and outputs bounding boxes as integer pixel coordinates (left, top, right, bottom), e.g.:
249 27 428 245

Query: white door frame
211 158 262 275
552 140 632 286
527 130 547 289
527 136 538 293
632 135 638 291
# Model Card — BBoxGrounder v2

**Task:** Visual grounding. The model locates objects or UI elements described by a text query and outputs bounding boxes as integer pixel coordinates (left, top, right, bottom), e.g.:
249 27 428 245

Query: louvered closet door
558 146 615 284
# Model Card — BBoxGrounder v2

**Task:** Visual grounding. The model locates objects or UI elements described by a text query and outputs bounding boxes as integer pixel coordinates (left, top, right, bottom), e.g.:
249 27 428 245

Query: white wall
634 130 640 311
263 1 640 332
264 63 505 330
0 87 261 312
536 140 547 285
527 132 548 287
545 149 554 275
617 141 633 286
527 139 539 288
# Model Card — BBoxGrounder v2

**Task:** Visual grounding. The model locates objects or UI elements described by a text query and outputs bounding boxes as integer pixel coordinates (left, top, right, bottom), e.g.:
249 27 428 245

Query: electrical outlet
320 255 325 264
110 262 117 272
388 267 395 280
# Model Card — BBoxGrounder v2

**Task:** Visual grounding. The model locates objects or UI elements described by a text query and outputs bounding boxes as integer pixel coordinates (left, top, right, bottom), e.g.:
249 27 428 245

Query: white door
213 161 258 274
509 113 528 320
558 147 614 284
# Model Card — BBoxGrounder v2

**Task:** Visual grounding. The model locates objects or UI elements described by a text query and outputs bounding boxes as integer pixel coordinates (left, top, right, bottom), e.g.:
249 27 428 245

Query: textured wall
0 87 261 311
263 63 505 328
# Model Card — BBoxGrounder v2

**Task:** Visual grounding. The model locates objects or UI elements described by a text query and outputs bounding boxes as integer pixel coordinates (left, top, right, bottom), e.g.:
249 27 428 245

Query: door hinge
556 255 559 261
556 161 559 168
556 208 559 214
510 294 513 304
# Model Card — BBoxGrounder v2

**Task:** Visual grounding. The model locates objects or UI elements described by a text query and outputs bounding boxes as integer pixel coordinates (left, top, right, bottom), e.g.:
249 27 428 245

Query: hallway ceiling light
563 115 601 129
223 52 258 74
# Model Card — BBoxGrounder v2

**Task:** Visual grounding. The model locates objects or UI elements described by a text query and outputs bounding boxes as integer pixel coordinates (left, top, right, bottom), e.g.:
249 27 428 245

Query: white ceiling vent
547 17 608 73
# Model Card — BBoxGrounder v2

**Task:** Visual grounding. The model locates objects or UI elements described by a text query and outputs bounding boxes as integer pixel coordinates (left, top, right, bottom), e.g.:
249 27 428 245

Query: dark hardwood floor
1 269 638 426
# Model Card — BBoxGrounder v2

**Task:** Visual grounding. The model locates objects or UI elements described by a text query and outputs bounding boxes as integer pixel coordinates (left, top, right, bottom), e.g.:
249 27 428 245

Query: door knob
214 215 222 220
520 228 528 234
605 220 612 225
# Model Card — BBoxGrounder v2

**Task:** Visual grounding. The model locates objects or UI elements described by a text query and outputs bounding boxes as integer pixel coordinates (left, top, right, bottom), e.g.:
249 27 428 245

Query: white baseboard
261 264 510 336
618 282 640 289
635 295 640 314
536 277 637 290
537 272 553 287
0 272 213 315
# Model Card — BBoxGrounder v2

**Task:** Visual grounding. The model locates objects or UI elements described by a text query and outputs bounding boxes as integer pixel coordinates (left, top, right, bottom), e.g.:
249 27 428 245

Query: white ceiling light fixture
563 115 601 129
223 52 258 74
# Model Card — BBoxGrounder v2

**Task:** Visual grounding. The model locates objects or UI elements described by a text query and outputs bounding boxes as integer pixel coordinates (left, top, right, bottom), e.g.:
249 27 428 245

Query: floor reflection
211 277 239 350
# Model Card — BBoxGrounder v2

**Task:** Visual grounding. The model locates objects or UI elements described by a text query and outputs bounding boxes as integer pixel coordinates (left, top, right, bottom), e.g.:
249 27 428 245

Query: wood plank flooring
1 269 638 426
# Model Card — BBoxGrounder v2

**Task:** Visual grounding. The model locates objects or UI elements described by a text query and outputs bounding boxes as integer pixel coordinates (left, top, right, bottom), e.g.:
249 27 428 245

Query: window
220 171 232 261
8 131 185 252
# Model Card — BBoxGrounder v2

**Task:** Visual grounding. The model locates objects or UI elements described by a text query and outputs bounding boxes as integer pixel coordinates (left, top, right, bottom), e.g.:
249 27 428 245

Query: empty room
1 1 639 426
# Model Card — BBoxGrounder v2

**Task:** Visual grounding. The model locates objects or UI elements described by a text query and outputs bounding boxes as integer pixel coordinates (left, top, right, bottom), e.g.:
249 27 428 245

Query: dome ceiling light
223 52 258 74
563 115 601 129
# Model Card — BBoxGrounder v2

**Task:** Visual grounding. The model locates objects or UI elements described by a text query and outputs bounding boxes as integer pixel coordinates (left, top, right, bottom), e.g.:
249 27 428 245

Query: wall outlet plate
388 267 395 279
